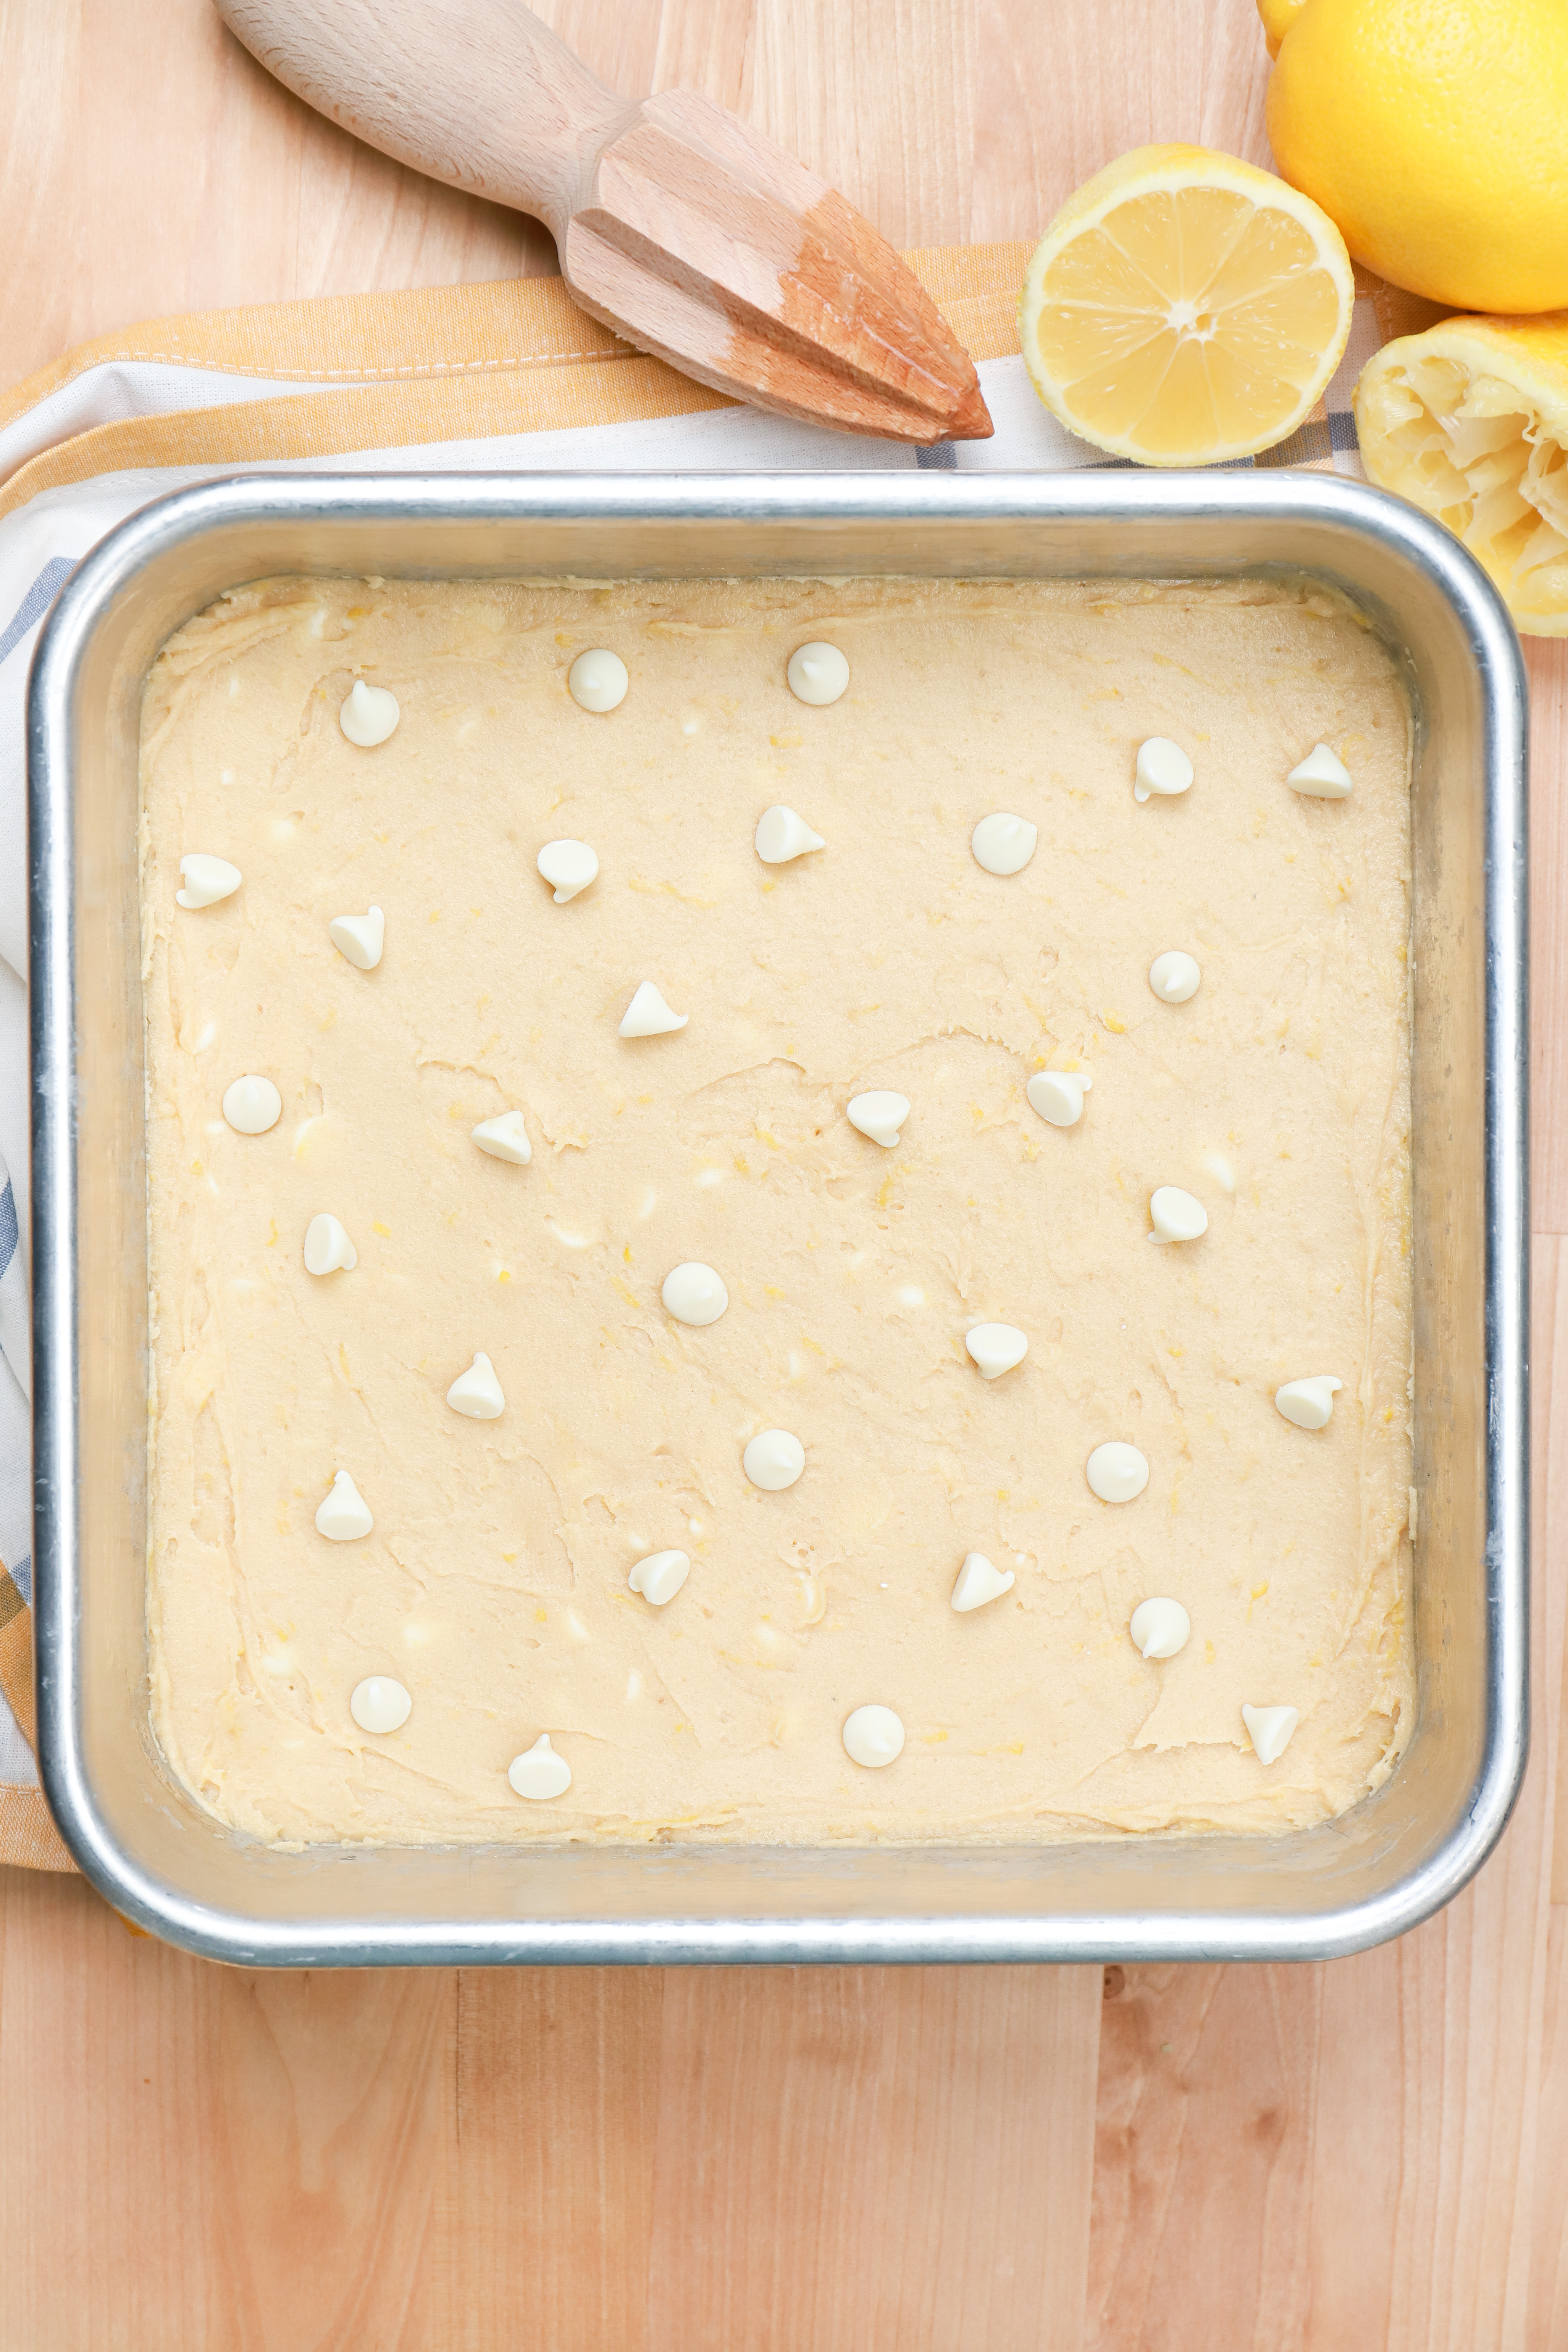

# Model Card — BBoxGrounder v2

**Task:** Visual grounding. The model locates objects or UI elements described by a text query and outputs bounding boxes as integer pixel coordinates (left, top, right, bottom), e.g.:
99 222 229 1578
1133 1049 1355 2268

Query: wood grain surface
0 2 1563 2346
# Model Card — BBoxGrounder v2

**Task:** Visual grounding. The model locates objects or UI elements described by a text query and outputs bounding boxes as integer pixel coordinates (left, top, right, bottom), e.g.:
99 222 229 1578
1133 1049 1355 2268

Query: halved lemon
1019 145 1355 466
1356 315 1568 635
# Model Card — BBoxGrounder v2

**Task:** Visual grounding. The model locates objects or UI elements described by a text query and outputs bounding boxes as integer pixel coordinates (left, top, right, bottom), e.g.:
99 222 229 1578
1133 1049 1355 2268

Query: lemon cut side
1356 316 1568 636
1019 145 1354 467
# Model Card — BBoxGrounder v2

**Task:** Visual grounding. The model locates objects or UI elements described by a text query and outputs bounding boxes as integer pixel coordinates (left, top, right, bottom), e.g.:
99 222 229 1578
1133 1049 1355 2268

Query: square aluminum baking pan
29 471 1528 1966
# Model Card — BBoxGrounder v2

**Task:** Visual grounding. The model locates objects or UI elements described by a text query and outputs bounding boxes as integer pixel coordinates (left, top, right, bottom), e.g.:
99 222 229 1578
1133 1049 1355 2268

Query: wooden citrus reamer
215 0 993 446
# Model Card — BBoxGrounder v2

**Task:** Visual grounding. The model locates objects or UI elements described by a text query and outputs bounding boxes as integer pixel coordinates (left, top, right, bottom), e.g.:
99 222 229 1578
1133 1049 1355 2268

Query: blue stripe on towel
0 557 77 669
0 1179 16 1283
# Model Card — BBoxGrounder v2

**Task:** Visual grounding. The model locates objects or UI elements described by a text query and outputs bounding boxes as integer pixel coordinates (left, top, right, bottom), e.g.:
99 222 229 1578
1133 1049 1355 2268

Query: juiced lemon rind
1356 314 1568 636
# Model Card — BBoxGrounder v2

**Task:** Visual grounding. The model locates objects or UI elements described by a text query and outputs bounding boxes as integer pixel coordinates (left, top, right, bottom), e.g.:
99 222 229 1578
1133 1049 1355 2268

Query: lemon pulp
1356 316 1568 636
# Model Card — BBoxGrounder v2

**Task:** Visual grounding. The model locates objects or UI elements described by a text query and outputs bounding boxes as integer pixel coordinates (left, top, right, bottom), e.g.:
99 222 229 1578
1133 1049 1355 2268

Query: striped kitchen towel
0 242 1436 1868
0 1153 63 1866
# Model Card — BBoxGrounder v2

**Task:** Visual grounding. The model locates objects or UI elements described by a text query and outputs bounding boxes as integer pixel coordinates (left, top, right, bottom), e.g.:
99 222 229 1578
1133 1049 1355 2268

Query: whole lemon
1264 0 1568 312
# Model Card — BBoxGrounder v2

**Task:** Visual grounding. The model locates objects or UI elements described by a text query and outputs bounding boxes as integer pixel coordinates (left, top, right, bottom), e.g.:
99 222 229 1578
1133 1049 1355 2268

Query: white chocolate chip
339 678 400 747
315 1469 373 1541
329 906 384 970
1130 1597 1191 1658
629 1548 690 1606
743 1429 805 1490
1086 1442 1149 1503
786 640 849 706
471 1111 531 1165
537 838 599 902
1148 1186 1208 1244
304 1212 357 1275
1275 1375 1343 1430
176 853 241 909
965 1323 1028 1379
970 813 1038 876
1242 1703 1300 1764
1134 737 1194 802
446 1351 505 1420
1149 950 1200 1004
1027 1069 1092 1128
508 1732 572 1799
847 1090 909 1147
619 981 688 1037
842 1704 904 1767
1287 743 1353 798
221 1074 282 1135
662 1262 728 1326
568 648 628 712
951 1552 1016 1612
350 1675 411 1733
755 804 826 863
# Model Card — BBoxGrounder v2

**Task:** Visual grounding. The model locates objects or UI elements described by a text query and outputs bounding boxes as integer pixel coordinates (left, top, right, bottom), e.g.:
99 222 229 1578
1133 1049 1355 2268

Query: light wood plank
1305 1797 1552 2352
643 1966 1100 2352
437 1968 663 2352
1529 1912 1568 2345
970 0 1272 246
649 0 755 108
0 1866 459 2352
202 1966 452 2350
0 0 83 382
1088 1962 1322 2348
747 0 980 249
0 1870 219 2352
1528 643 1568 1233
542 0 667 99
1527 1228 1568 2344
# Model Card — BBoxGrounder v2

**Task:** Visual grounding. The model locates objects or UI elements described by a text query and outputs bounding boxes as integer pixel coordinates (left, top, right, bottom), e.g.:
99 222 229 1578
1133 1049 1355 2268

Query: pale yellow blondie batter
139 573 1413 1847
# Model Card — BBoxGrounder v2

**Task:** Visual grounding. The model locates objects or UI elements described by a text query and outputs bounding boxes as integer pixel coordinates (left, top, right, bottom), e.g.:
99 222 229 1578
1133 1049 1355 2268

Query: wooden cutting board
2 3 1566 2345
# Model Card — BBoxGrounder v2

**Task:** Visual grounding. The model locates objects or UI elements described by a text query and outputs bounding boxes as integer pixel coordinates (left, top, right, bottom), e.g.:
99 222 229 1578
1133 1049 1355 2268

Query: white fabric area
0 317 1376 1794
